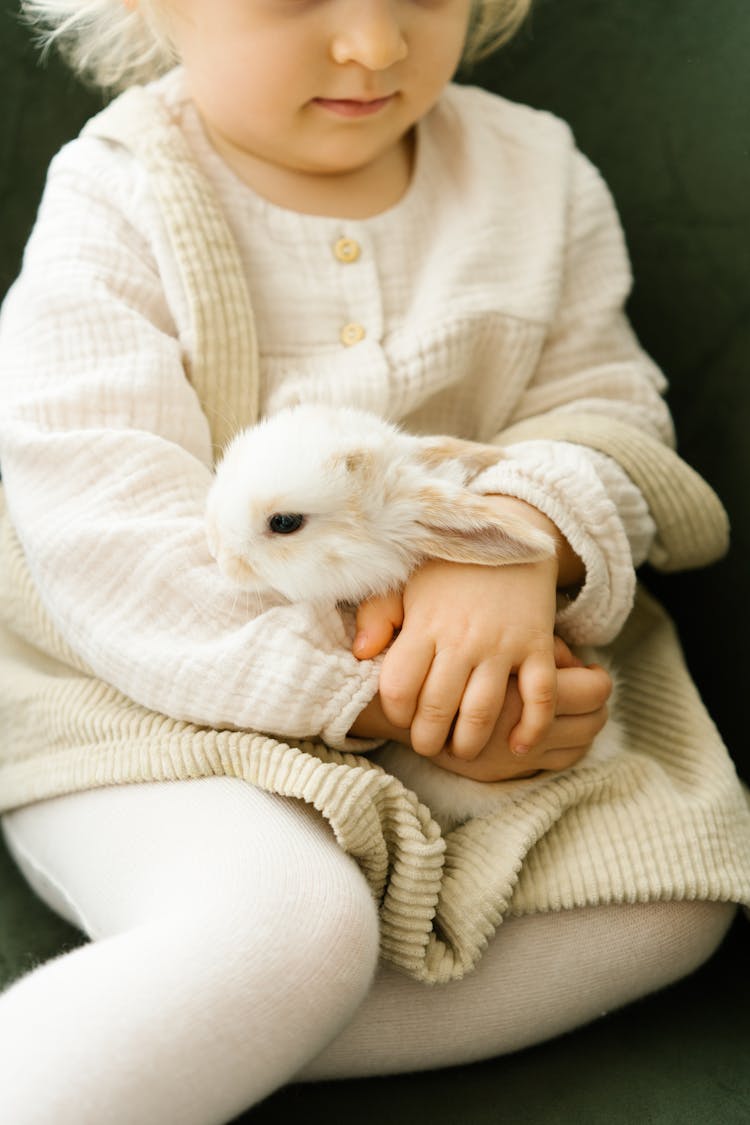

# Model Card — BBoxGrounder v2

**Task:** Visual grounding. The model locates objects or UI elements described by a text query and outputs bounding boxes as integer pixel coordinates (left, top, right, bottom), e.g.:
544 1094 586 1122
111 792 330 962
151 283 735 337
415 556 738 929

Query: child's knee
261 852 381 993
245 796 382 985
200 841 381 1007
648 898 736 980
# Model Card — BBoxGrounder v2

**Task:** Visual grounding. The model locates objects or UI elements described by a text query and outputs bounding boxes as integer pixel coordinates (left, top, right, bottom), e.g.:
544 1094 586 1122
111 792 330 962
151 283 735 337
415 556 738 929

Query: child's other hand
349 637 613 782
353 590 404 661
430 657 613 782
355 555 559 759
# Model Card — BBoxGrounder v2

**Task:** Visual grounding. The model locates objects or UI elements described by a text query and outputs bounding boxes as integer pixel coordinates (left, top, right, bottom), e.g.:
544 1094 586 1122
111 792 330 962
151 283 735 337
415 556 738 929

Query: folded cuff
472 440 637 645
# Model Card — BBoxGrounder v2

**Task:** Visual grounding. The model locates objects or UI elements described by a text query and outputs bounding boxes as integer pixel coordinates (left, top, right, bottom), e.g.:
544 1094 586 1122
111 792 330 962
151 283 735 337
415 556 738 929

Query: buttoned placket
329 230 382 351
317 227 389 412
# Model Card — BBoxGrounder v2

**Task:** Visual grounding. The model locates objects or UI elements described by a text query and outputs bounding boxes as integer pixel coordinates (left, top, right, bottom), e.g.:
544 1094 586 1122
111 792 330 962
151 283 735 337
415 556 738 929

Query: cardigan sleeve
474 149 672 645
0 142 381 749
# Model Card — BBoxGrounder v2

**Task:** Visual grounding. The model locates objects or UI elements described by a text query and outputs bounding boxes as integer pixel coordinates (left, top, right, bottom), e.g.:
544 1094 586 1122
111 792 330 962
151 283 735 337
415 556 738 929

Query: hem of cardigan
1 740 749 984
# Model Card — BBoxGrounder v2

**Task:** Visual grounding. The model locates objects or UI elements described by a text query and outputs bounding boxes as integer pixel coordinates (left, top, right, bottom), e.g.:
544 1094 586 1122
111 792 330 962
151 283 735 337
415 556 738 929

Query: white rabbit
207 404 621 831
206 404 555 603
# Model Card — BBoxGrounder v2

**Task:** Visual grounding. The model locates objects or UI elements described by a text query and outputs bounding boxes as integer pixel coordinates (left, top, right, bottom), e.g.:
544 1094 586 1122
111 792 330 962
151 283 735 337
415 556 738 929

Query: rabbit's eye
268 513 306 535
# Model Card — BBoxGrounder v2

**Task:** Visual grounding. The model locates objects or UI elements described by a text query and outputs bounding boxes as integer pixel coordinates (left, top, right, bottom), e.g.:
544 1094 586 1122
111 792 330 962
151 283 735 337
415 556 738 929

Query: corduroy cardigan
1 87 748 983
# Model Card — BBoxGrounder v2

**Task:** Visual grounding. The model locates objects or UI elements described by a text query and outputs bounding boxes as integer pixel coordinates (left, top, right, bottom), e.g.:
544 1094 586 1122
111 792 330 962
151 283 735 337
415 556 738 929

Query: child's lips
312 95 396 118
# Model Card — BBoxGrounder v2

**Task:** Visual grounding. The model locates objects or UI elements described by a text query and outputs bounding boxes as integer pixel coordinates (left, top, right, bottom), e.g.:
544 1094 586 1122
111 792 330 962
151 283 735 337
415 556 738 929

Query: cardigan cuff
471 440 638 645
318 611 385 750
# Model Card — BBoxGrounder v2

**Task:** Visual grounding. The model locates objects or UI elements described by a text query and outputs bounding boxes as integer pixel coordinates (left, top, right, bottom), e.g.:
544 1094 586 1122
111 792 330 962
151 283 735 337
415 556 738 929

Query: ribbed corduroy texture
499 412 730 573
1 88 748 983
84 88 260 457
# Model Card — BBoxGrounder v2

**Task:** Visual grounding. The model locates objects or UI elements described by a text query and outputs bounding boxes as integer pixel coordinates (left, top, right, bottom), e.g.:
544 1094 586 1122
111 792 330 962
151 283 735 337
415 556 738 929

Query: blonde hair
20 1 177 89
465 0 533 63
21 0 532 92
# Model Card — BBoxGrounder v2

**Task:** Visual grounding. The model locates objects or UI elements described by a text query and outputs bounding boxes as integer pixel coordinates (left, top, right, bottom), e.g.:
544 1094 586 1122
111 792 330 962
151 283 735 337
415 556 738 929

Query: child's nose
329 0 408 70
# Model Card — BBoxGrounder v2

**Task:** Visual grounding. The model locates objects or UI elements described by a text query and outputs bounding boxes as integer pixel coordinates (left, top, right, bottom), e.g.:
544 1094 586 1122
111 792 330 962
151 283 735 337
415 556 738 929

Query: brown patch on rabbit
345 449 376 478
415 437 505 481
325 448 377 481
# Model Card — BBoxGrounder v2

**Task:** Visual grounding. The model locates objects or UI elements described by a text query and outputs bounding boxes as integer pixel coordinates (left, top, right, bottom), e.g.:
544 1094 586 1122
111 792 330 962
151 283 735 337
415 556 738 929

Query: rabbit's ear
415 436 504 482
413 487 555 567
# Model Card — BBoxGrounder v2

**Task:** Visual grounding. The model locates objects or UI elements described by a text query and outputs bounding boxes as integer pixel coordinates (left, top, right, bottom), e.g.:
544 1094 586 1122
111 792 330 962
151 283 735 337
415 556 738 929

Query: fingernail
511 744 530 757
353 632 368 656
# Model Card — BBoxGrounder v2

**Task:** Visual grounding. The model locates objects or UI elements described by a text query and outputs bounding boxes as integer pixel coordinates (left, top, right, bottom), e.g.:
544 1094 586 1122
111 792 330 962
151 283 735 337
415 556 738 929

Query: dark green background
1 1 748 1120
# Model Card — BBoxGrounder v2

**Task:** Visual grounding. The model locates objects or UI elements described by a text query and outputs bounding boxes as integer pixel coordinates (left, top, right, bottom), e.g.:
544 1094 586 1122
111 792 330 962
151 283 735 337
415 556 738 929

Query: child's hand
355 553 559 759
353 589 404 662
349 636 613 782
429 657 613 782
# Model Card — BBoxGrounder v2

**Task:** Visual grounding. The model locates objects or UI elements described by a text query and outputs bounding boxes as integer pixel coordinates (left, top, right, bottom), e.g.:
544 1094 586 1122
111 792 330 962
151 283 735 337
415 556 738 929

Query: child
0 1 748 1121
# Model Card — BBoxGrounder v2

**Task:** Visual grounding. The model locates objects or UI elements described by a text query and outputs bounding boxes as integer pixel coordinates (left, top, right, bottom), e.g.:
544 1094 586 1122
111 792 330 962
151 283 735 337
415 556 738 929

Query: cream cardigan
0 75 689 746
0 82 748 983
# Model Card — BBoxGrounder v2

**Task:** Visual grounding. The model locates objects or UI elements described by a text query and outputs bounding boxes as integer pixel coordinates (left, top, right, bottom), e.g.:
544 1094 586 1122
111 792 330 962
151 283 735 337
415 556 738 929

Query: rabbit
206 403 622 831
205 403 555 605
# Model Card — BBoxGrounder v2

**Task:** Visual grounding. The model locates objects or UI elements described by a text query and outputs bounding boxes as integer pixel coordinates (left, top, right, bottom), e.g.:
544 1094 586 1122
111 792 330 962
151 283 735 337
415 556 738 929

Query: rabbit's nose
217 550 259 588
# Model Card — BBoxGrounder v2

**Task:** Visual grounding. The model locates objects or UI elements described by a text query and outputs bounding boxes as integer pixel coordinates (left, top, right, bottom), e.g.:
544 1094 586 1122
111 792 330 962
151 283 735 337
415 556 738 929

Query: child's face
167 0 472 197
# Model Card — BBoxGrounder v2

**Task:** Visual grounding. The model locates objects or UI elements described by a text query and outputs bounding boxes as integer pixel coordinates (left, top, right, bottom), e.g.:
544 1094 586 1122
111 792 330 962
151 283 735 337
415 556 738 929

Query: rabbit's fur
206 405 554 605
207 404 621 831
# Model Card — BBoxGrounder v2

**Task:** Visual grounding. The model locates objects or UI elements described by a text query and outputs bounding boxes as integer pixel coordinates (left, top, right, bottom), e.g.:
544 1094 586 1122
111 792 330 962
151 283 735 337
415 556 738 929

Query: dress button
340 322 366 347
333 237 361 264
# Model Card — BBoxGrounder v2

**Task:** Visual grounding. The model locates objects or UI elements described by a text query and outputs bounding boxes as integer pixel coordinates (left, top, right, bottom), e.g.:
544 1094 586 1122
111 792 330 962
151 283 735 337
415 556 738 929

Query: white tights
0 777 736 1125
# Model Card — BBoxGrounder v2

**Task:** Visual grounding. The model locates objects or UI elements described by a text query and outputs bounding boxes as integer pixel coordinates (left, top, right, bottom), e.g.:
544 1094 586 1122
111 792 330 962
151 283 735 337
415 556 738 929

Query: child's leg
301 897 736 1080
2 779 737 1112
0 778 380 1125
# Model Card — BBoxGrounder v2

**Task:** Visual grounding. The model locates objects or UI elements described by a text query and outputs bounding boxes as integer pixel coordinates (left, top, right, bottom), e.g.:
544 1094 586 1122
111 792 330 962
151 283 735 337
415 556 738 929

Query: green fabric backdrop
1 1 748 1120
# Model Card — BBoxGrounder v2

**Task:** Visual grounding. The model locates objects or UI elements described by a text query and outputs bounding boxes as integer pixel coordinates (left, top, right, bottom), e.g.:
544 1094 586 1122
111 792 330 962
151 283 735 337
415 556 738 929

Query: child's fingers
552 635 585 669
353 591 404 660
378 633 435 731
449 657 511 761
407 649 474 757
510 650 557 755
556 664 613 715
538 708 610 766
